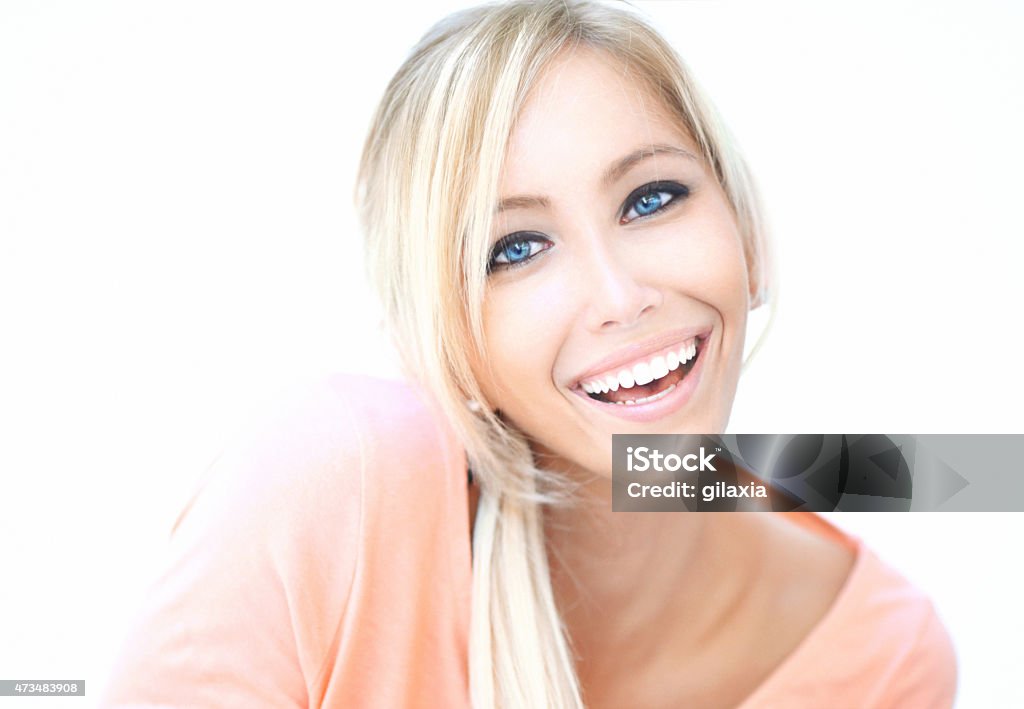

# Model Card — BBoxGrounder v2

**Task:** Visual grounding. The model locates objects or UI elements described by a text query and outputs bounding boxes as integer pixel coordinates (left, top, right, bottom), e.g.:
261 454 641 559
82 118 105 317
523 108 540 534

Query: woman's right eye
487 232 552 273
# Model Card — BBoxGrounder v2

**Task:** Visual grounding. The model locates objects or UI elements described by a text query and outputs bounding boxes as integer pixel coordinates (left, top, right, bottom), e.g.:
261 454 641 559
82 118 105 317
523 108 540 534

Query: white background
1 1 1022 706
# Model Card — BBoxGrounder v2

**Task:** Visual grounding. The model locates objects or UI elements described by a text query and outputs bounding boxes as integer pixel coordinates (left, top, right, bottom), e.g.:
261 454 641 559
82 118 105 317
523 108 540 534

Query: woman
101 1 957 707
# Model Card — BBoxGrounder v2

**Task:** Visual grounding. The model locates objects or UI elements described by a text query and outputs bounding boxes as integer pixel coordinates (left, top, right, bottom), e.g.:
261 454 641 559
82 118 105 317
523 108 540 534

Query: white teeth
636 383 677 404
651 356 668 379
633 362 653 386
617 384 678 407
581 337 701 396
678 341 695 365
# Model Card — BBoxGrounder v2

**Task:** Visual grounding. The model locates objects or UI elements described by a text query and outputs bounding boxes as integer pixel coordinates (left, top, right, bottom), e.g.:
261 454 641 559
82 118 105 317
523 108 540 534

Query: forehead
502 48 696 192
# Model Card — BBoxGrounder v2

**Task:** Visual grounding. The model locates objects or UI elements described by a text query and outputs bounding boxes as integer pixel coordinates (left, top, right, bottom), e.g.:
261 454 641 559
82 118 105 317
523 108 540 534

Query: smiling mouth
578 336 705 406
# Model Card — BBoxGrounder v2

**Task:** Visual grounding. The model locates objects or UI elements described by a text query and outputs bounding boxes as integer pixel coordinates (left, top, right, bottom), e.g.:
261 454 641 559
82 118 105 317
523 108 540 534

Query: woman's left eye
619 181 690 224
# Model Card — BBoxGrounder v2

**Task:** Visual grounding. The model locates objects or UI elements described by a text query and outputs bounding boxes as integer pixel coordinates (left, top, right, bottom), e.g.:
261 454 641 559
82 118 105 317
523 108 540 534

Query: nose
581 237 662 332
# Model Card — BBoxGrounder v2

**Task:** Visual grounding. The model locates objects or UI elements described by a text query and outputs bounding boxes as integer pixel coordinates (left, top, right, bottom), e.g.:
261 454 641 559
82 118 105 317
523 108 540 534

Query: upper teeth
581 338 698 395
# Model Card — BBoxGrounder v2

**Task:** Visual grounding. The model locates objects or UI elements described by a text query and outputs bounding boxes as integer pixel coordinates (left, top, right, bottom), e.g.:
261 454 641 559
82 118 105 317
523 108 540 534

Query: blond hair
357 1 774 706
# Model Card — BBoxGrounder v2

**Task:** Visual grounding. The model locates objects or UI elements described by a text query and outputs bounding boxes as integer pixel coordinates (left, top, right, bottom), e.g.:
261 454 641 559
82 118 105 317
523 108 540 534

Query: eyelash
486 231 552 274
487 180 690 273
618 181 690 225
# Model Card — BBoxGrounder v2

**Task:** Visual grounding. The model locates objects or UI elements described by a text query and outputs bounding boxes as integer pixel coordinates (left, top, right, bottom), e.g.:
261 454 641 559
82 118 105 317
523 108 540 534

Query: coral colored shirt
100 375 958 708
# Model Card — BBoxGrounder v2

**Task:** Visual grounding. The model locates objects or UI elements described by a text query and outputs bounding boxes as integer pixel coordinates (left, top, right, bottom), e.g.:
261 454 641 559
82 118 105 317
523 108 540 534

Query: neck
542 474 758 690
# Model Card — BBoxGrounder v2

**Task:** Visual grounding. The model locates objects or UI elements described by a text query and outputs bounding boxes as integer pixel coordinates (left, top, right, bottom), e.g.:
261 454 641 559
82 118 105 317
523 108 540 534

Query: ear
749 282 766 310
747 265 764 310
746 249 770 310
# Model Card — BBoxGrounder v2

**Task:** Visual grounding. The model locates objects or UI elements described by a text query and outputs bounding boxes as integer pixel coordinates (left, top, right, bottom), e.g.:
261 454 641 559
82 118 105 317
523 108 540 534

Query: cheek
688 234 749 319
480 275 574 410
646 206 751 377
690 219 751 383
649 208 750 314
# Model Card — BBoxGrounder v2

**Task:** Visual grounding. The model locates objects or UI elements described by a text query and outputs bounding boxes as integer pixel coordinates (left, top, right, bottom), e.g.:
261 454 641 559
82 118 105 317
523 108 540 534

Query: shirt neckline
736 514 867 707
453 456 866 707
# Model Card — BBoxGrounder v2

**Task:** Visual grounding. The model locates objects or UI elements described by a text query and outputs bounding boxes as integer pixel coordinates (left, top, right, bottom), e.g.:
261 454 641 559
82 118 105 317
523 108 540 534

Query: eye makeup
486 179 692 273
487 231 553 273
618 180 690 224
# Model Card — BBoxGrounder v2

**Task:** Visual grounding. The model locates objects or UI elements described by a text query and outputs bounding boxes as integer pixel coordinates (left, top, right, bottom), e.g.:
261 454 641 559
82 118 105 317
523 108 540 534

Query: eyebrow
495 143 699 213
496 194 551 212
603 144 699 186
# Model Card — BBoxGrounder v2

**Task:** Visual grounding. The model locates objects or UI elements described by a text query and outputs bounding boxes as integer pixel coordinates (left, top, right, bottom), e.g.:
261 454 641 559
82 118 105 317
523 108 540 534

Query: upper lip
570 326 712 388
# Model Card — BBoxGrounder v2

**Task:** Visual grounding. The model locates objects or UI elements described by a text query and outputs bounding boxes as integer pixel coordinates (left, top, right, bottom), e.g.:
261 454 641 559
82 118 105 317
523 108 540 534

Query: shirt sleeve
98 380 367 709
869 602 959 708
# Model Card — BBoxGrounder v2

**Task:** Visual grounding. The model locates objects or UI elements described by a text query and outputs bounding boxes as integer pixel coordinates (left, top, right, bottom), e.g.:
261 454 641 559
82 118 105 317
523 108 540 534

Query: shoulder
188 373 469 584
161 372 468 632
844 544 959 707
176 373 463 538
101 374 468 707
740 514 958 708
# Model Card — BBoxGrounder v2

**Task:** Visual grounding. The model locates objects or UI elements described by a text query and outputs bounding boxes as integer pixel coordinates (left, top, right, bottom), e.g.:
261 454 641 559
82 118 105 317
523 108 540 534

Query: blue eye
487 232 552 272
620 181 689 224
634 192 663 215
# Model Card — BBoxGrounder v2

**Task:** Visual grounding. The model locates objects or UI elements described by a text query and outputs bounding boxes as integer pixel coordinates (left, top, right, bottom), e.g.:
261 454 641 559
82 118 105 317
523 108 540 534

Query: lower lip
571 336 710 424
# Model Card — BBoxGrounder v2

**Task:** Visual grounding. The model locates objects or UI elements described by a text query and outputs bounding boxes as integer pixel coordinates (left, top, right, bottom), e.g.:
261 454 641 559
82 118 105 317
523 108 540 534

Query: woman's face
476 49 754 479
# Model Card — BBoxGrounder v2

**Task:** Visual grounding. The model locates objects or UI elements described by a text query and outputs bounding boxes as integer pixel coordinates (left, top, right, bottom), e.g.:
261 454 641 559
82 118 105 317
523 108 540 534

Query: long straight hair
357 2 773 706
